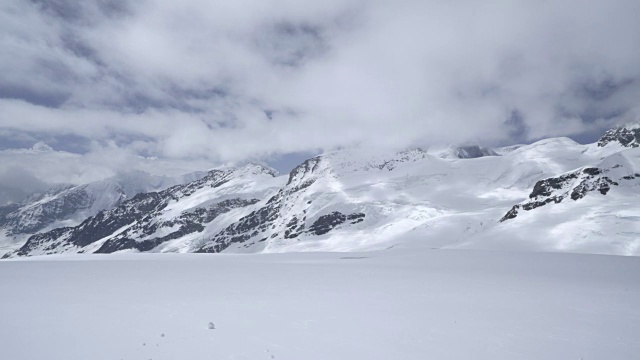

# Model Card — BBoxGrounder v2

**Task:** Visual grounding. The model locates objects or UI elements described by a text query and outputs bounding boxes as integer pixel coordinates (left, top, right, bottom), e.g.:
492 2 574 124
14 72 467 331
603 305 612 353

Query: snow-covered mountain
4 124 640 258
0 170 206 256
4 164 283 257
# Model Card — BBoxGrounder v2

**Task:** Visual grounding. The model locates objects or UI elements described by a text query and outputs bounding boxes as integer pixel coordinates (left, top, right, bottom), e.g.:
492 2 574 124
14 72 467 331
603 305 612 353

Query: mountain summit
597 122 640 148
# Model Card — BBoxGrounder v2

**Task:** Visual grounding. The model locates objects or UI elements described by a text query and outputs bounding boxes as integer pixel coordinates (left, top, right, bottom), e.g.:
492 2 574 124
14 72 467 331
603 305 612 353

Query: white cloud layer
1 0 640 199
0 142 216 203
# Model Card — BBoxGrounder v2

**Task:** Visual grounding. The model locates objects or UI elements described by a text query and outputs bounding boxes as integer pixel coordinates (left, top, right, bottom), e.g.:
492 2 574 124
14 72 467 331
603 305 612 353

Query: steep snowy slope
0 170 206 256
3 164 284 258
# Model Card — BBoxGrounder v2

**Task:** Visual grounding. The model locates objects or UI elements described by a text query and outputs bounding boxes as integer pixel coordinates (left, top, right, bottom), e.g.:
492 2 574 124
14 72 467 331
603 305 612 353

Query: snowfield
2 249 639 360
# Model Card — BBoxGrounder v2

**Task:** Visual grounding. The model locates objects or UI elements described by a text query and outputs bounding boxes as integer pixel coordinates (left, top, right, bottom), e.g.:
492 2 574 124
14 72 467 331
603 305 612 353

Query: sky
1 0 640 203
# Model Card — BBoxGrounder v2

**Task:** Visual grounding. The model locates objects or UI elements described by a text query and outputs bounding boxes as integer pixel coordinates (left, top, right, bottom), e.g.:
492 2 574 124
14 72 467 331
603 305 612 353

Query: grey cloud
31 0 133 24
0 83 70 108
1 0 640 182
255 22 328 67
579 78 634 102
0 166 50 205
504 110 529 143
0 142 216 205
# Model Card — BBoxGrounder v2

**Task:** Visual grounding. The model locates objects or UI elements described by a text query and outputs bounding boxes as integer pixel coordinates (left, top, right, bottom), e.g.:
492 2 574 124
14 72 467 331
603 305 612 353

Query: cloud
1 0 640 179
0 142 214 200
0 166 50 205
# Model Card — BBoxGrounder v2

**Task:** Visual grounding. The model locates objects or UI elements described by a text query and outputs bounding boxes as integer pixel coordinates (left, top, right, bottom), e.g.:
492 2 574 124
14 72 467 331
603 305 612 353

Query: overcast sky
1 0 640 202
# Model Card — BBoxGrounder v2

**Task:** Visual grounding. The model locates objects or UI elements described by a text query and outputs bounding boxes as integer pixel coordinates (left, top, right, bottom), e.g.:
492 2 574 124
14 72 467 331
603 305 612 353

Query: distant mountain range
3 123 640 258
0 170 206 255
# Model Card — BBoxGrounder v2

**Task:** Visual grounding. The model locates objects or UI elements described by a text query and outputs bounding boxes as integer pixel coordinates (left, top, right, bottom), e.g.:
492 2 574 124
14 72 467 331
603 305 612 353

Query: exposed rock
307 212 366 235
501 167 620 222
308 212 347 235
597 124 640 148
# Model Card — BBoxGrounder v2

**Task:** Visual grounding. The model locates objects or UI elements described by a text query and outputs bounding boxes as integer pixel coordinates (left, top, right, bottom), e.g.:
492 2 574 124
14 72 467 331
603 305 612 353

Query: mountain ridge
4 124 640 258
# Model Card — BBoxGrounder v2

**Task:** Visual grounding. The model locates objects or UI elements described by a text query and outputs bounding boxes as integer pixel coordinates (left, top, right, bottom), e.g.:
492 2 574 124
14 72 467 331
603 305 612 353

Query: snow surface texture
1 249 639 360
4 123 640 258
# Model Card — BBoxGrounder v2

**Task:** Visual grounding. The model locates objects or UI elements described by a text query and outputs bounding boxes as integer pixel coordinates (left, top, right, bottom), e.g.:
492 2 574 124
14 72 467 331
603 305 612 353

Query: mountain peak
238 162 279 177
211 162 279 178
597 122 640 148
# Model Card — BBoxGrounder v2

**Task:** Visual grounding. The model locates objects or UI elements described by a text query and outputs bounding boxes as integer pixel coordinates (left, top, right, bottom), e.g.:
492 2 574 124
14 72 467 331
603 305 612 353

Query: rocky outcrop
501 167 619 222
597 124 640 148
308 212 365 235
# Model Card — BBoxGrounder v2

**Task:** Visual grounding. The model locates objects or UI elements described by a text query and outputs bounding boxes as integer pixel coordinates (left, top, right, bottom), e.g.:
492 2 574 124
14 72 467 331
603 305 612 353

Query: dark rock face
621 173 640 180
501 167 619 222
308 212 366 235
597 125 640 148
284 216 305 239
347 213 366 224
570 177 617 199
529 172 579 199
308 212 347 235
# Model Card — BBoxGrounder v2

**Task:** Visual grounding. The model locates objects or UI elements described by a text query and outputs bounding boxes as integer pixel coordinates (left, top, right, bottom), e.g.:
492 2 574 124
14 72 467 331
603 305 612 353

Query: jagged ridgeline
3 122 640 258
4 165 282 257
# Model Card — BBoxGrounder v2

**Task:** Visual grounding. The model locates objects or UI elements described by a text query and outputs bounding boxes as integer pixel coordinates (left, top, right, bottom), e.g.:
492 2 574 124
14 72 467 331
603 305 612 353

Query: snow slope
3 164 284 258
1 249 638 360
0 170 206 256
200 136 637 255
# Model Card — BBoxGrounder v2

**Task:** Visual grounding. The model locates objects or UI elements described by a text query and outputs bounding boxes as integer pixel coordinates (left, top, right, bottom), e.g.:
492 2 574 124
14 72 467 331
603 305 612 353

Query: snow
246 138 639 255
3 133 639 357
0 170 210 255
1 248 638 360
6 131 640 258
